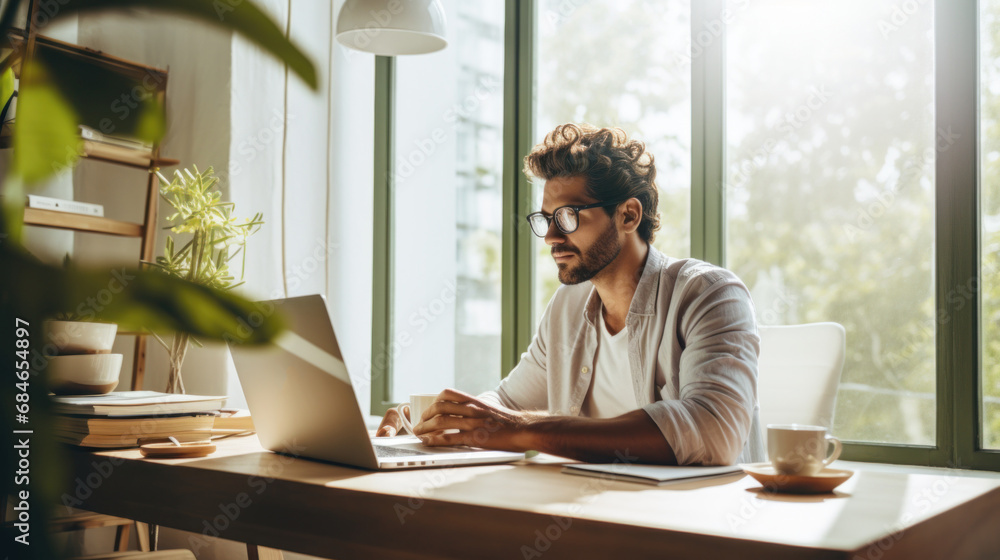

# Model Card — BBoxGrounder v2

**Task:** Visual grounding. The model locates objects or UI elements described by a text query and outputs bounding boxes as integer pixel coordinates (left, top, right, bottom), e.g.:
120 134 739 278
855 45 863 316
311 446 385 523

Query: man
377 123 765 466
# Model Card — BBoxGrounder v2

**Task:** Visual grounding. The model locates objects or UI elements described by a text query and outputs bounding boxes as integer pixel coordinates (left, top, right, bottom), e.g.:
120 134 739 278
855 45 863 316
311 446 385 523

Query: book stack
78 125 153 154
213 408 254 432
51 391 228 448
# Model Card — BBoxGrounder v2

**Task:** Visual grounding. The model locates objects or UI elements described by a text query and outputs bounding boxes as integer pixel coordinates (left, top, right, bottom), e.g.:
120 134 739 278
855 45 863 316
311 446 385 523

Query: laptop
228 294 525 470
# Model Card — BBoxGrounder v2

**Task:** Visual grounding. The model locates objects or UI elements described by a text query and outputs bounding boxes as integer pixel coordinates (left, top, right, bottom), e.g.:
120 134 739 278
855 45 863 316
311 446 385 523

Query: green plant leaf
1 245 284 344
50 0 317 89
0 171 24 245
12 60 82 184
33 45 166 143
0 66 13 112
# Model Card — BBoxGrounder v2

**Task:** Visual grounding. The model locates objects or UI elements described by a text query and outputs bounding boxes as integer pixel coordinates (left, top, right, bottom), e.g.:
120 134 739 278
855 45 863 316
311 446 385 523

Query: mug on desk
395 393 439 435
767 424 842 477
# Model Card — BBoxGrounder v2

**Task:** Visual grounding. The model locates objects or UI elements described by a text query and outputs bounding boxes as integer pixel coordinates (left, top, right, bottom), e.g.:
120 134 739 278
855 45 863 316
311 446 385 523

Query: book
561 463 743 486
82 139 155 163
79 124 152 152
53 414 216 448
54 413 217 436
51 391 227 417
55 429 215 449
26 194 104 217
213 408 254 432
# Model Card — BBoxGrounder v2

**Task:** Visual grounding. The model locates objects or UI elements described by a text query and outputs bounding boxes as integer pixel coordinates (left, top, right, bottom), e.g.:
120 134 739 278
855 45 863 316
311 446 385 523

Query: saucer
740 462 854 494
139 440 216 459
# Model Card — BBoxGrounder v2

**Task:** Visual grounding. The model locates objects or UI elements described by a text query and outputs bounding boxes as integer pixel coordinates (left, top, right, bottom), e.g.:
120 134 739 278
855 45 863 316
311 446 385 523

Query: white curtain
228 0 376 414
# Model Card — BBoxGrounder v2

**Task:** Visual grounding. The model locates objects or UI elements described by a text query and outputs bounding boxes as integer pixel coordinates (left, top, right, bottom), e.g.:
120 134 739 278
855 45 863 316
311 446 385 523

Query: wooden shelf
7 29 168 81
81 140 179 169
13 18 172 393
7 29 178 169
23 208 143 237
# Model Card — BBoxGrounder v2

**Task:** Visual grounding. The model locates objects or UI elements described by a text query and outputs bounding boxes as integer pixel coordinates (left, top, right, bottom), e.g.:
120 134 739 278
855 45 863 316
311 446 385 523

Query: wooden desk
65 436 1000 559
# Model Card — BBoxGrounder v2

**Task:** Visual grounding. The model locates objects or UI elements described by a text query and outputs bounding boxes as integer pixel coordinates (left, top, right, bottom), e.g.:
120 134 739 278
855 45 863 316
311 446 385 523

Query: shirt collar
582 244 664 327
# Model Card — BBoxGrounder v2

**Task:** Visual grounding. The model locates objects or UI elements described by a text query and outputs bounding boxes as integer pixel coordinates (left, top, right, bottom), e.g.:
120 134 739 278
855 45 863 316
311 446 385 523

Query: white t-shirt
581 309 637 418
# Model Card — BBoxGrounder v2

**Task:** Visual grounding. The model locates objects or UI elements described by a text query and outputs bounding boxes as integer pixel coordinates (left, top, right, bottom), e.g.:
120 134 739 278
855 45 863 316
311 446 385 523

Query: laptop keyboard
374 445 434 459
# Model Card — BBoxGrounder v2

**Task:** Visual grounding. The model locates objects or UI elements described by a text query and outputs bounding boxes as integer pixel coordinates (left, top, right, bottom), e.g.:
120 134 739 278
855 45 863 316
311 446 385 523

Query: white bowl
47 354 123 395
44 321 118 355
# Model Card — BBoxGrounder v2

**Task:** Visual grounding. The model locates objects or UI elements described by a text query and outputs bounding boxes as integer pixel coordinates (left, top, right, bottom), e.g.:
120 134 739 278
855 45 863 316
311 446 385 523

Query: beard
554 220 622 285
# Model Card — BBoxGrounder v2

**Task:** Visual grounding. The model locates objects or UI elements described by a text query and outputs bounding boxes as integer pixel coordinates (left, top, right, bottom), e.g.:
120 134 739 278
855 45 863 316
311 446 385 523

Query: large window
982 0 1000 449
384 0 505 403
373 0 997 469
531 0 691 326
725 0 936 445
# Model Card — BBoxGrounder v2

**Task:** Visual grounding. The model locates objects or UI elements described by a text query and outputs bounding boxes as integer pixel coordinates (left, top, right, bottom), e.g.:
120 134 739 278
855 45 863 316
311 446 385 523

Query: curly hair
523 123 661 243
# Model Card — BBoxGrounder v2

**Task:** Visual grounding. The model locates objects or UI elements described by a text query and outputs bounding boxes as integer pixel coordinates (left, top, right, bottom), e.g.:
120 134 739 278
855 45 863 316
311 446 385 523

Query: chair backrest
757 322 846 430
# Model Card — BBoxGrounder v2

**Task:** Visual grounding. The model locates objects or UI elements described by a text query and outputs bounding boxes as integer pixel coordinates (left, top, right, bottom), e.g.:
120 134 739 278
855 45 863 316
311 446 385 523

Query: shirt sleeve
642 280 759 466
478 295 554 412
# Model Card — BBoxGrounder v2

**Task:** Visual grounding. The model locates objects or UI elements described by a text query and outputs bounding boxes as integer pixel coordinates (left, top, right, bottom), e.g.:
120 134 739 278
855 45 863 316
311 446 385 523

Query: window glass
390 0 505 401
981 0 1000 449
725 0 936 444
532 0 692 326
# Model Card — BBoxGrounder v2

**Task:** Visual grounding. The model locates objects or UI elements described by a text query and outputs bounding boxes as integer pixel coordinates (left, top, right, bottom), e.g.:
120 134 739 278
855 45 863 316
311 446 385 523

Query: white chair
757 323 846 430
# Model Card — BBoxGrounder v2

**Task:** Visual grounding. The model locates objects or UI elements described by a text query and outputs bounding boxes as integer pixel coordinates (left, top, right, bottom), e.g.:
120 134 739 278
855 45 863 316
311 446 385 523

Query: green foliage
51 0 317 89
980 3 1000 449
52 254 85 321
0 65 13 109
152 166 263 290
722 1 938 445
11 59 82 183
1 244 283 343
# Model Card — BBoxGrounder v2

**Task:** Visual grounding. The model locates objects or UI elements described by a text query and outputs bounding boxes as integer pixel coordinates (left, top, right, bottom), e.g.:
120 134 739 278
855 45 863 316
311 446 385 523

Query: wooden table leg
114 523 131 551
135 521 150 552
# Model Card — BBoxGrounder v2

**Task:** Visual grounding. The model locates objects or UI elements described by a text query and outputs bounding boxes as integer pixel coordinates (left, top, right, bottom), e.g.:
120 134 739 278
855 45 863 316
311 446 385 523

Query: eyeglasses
525 200 625 237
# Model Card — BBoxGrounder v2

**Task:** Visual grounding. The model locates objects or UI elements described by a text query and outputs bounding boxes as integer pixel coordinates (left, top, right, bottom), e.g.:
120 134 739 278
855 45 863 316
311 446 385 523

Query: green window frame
371 0 999 471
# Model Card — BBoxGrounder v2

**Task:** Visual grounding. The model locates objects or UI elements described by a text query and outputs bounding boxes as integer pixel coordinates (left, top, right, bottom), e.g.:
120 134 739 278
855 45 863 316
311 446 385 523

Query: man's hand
375 406 406 437
413 389 539 452
382 389 678 464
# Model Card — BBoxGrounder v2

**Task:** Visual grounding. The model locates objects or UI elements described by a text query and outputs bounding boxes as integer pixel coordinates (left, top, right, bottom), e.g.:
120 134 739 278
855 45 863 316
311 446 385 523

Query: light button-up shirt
480 246 766 466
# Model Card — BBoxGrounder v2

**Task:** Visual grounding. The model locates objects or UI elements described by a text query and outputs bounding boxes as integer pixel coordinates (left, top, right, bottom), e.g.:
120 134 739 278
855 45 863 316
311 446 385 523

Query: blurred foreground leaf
0 66 13 110
41 0 317 89
12 59 81 184
34 45 166 143
0 245 284 343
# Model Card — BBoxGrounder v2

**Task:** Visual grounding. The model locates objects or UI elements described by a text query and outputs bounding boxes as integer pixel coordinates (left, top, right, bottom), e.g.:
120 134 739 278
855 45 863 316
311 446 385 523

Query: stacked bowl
44 321 122 395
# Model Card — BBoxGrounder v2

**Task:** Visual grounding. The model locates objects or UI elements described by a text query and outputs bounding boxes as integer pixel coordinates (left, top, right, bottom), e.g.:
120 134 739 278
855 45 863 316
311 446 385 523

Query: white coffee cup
767 424 842 476
395 393 439 435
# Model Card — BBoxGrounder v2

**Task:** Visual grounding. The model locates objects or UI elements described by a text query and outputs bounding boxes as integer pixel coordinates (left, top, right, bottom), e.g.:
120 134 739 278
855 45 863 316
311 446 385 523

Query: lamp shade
336 0 448 56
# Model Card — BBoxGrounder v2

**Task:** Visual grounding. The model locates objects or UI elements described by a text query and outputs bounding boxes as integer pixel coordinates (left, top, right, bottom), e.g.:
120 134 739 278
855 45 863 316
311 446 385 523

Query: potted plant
147 165 264 393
